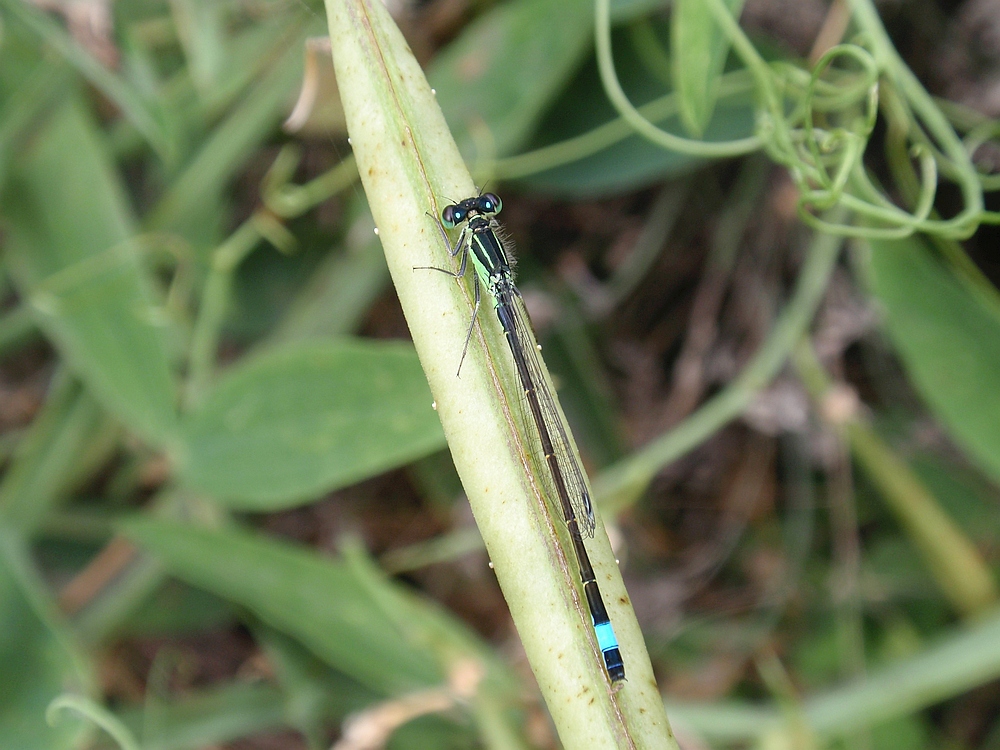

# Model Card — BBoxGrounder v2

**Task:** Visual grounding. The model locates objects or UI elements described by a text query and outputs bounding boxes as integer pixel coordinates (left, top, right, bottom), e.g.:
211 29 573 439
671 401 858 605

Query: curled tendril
594 0 994 240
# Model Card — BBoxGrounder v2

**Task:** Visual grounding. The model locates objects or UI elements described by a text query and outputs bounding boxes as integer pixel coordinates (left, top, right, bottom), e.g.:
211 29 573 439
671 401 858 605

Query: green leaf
912 454 1000 547
869 716 929 750
671 0 746 136
45 696 139 750
3 100 179 445
429 0 594 159
865 237 1000 486
253 624 377 744
0 35 74 188
177 340 445 509
121 520 442 695
203 15 309 115
0 531 92 750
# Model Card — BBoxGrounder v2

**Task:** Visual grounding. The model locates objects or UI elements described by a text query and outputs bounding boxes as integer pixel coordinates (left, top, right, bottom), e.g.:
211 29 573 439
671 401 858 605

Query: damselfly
418 193 625 683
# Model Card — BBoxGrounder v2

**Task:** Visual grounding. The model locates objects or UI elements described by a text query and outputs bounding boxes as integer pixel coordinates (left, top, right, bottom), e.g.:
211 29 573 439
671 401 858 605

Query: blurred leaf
146 28 309 245
609 0 672 21
0 377 105 535
267 198 389 343
912 454 1000 547
0 531 92 749
3 100 179 445
0 306 39 357
667 609 1000 743
515 30 755 197
117 581 234 636
408 450 465 513
865 237 1000 486
0 42 74 187
0 0 172 160
121 520 443 695
429 0 594 159
254 624 375 744
389 715 476 750
869 715 929 750
109 682 287 750
226 226 335 342
170 0 226 98
202 15 308 116
864 536 934 600
790 617 841 689
177 340 445 509
671 0 745 136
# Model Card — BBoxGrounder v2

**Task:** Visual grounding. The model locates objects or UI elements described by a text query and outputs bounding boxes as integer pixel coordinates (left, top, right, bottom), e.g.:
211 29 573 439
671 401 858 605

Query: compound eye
481 193 502 214
441 205 458 227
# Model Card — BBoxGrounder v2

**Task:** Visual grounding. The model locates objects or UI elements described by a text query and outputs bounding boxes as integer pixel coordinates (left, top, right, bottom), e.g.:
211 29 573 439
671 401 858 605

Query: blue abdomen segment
593 620 625 682
594 620 617 651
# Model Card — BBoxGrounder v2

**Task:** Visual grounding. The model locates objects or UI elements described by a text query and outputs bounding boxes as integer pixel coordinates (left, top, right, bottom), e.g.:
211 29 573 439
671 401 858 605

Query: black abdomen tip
604 648 626 682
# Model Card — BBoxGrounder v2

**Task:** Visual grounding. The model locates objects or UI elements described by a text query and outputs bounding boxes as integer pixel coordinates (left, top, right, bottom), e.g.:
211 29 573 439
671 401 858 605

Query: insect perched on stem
416 193 625 683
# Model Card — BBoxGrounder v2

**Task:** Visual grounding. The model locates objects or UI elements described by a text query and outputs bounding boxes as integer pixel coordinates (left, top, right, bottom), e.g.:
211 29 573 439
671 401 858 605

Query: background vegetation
1 0 999 747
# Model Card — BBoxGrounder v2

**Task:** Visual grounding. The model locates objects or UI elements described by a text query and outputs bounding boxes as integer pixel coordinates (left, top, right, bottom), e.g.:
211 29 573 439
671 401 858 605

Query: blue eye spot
481 193 502 214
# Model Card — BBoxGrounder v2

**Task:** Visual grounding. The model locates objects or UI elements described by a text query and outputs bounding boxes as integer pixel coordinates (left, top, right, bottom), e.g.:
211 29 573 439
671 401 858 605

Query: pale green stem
324 1 678 746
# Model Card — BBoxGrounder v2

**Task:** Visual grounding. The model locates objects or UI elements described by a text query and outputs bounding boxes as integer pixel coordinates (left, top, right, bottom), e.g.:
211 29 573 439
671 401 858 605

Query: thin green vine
589 0 999 240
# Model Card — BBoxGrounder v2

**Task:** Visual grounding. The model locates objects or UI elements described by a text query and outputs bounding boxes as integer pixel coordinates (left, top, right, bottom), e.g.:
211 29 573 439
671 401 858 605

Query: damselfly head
442 193 503 228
